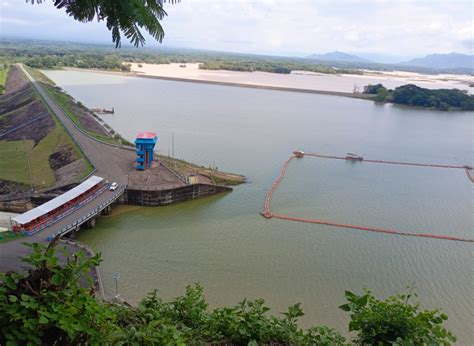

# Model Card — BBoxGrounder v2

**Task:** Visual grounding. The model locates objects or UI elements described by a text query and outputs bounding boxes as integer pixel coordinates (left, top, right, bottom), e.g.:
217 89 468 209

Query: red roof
136 131 157 139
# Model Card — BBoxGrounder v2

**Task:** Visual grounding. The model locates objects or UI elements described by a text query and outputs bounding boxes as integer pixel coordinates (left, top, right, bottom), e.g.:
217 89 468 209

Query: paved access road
0 66 135 272
19 64 135 184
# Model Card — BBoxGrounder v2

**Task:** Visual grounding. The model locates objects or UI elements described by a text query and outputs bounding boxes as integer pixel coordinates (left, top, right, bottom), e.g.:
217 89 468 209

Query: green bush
1 242 456 345
0 241 116 344
340 290 456 345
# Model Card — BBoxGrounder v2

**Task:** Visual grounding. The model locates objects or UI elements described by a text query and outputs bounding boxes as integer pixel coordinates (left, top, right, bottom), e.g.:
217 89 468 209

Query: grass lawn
0 140 32 184
0 65 9 94
0 66 93 189
0 125 84 188
29 126 79 188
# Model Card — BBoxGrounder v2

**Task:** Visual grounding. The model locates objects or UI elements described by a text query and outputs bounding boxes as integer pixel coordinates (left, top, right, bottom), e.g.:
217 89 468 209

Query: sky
1 0 472 61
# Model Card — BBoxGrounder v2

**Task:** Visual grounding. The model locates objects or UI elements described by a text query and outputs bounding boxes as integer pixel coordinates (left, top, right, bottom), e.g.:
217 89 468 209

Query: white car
109 182 118 191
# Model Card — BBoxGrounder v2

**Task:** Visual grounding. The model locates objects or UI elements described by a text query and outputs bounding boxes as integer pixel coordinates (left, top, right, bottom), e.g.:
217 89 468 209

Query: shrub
340 289 456 345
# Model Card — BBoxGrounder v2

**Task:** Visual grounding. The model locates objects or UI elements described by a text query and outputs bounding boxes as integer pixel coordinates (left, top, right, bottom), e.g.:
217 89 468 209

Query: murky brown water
44 70 474 342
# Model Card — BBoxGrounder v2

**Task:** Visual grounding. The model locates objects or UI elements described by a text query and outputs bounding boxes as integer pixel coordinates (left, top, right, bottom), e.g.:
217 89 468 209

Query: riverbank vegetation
29 68 132 146
0 40 360 75
198 59 361 75
158 155 246 186
3 39 472 77
0 242 456 345
363 83 474 111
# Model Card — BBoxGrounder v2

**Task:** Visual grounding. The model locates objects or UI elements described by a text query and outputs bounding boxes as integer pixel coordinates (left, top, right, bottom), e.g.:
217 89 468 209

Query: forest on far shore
363 83 474 111
2 39 471 76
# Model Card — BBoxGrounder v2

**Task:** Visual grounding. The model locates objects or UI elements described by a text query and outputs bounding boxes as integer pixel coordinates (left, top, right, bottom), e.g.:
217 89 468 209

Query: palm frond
30 0 180 47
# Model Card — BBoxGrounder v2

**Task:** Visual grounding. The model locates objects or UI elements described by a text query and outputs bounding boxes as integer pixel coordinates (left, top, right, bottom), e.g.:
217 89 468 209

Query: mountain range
305 51 473 71
400 53 473 70
306 51 372 63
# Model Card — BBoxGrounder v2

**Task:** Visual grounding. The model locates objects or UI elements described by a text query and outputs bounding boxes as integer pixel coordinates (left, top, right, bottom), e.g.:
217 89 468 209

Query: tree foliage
1 242 456 345
392 84 474 111
29 0 179 48
340 289 456 345
363 83 474 110
363 83 386 94
0 240 115 344
0 40 363 75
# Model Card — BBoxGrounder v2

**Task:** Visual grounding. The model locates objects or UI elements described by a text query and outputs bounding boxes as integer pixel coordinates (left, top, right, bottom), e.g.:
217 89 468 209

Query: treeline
199 59 362 75
0 40 361 75
0 41 129 71
24 54 130 71
0 242 456 345
363 83 474 111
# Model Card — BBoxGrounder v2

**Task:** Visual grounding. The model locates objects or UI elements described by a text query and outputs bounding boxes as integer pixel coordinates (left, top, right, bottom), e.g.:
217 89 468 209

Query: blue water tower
135 132 157 170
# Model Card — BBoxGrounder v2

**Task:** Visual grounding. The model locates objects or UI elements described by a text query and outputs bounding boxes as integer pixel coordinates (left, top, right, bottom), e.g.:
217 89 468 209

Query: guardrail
46 186 126 241
21 185 109 237
159 160 190 185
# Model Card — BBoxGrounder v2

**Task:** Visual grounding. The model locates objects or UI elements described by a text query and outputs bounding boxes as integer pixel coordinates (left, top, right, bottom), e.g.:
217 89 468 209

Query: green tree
30 0 180 47
340 289 456 345
363 83 386 94
0 240 116 344
375 87 389 102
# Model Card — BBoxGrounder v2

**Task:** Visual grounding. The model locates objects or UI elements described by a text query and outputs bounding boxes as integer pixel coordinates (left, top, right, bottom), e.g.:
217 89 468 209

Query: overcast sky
1 0 472 61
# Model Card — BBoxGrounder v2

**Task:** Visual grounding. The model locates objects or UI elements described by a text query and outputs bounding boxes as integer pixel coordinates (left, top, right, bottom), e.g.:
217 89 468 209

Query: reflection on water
45 70 473 342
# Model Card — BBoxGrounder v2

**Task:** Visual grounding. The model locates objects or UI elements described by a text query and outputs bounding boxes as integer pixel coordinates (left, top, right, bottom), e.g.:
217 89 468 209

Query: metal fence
46 186 126 241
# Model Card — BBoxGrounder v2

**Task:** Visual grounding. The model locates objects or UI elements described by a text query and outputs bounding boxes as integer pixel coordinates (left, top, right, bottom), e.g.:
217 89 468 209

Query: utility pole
172 132 176 171
171 132 175 158
112 272 121 299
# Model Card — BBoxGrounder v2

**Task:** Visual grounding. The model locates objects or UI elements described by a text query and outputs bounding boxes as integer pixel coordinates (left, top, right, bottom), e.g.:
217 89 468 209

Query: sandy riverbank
127 62 474 94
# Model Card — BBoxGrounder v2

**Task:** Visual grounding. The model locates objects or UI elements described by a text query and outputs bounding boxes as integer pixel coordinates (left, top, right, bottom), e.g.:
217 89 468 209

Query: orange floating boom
261 151 473 243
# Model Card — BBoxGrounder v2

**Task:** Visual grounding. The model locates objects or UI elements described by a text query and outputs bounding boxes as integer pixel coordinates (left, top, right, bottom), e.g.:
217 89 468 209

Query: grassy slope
29 87 94 182
39 79 130 146
0 127 85 188
26 67 56 85
0 140 31 184
158 155 245 186
0 66 92 188
0 65 9 94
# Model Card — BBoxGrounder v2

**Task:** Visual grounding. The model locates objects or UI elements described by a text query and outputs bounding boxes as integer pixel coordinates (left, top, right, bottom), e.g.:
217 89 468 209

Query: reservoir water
44 70 473 342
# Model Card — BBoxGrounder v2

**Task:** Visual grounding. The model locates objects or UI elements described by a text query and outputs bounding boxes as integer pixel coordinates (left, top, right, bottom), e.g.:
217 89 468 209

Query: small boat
345 153 363 161
293 150 305 158
344 155 364 161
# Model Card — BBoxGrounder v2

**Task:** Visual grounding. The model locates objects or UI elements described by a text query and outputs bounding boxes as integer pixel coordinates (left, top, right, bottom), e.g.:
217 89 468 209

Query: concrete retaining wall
123 184 232 206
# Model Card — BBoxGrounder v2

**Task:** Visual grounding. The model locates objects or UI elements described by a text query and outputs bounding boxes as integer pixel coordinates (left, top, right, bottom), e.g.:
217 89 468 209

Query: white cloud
1 0 472 57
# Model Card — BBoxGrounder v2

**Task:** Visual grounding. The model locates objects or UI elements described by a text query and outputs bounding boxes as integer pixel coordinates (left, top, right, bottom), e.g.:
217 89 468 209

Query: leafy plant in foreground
1 242 456 345
340 289 456 345
0 240 116 344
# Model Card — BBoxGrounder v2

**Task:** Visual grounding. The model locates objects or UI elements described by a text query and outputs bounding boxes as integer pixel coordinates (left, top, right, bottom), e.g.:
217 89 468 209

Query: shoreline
61 67 372 100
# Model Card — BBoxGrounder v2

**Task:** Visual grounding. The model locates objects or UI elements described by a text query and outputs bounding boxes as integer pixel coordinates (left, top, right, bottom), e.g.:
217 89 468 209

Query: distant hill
306 51 372 63
401 53 473 70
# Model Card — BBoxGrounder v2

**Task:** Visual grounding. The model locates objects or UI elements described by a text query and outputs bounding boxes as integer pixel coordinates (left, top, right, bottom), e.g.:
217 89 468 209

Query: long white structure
12 176 104 226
